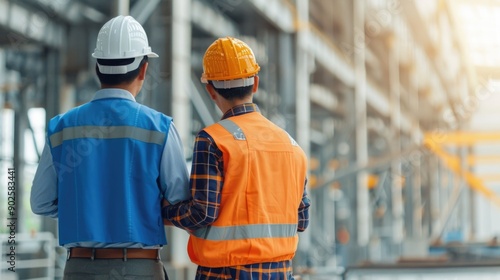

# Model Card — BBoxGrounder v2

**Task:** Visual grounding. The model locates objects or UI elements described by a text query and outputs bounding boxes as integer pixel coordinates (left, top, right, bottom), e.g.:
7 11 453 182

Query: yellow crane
424 132 500 207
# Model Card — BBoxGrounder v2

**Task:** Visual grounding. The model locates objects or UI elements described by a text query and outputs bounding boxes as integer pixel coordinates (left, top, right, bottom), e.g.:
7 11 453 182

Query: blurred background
2 0 500 279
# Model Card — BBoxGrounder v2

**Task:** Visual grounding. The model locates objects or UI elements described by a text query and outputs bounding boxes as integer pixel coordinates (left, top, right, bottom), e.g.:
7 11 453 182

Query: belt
67 247 160 261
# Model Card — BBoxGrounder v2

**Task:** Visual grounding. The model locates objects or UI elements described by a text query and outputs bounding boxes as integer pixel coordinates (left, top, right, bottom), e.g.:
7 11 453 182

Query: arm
30 142 58 218
162 130 223 231
162 199 173 226
297 179 311 232
159 123 190 204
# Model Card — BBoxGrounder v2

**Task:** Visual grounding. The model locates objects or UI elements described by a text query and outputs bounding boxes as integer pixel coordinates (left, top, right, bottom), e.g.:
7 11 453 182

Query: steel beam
317 145 422 190
467 155 500 165
191 0 238 37
247 0 294 33
424 137 500 208
401 0 461 124
305 30 356 87
425 131 500 146
247 0 413 133
130 0 161 24
444 0 477 88
0 0 64 49
24 0 106 24
190 75 218 126
475 65 500 80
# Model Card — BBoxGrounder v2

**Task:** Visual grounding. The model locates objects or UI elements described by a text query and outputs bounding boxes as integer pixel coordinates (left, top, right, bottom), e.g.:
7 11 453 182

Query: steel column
41 48 60 235
295 0 311 266
354 0 369 247
170 0 192 267
13 84 26 233
113 0 130 16
278 32 296 135
0 50 4 156
410 67 423 238
459 146 471 241
388 35 403 244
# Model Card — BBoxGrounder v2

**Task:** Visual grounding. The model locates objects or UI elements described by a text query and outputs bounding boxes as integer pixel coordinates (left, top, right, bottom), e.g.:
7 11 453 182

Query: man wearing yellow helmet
31 15 189 279
163 37 311 279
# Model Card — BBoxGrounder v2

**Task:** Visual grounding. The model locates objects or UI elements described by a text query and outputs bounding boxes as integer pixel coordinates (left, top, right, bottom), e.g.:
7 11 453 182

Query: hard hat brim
97 56 148 74
91 52 159 59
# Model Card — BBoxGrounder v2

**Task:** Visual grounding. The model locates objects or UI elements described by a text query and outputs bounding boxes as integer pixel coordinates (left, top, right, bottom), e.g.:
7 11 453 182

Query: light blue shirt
30 89 190 248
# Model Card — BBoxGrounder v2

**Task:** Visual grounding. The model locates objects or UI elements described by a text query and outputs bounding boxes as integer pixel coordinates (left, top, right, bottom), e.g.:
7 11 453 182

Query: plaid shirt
194 260 294 280
164 103 310 279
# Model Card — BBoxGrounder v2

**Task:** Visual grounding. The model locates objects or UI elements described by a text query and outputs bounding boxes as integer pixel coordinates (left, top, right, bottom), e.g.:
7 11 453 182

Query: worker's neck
219 98 253 115
101 83 139 97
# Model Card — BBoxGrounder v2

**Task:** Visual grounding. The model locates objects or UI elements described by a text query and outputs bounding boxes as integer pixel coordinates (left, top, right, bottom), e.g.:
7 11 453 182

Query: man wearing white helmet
30 15 189 279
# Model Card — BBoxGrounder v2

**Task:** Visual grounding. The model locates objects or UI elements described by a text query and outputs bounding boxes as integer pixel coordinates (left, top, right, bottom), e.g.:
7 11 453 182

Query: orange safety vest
188 111 307 267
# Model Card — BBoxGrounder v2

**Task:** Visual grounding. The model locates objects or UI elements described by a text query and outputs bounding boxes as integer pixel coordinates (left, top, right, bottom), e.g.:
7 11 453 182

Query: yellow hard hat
200 37 260 89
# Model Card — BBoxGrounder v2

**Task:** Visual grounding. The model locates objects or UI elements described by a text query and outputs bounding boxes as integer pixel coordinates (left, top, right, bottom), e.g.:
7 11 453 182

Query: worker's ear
205 83 218 101
252 76 259 93
138 62 149 81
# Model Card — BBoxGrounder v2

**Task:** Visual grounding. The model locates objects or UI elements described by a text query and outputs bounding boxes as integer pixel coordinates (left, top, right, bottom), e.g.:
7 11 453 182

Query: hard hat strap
97 56 143 75
209 77 255 89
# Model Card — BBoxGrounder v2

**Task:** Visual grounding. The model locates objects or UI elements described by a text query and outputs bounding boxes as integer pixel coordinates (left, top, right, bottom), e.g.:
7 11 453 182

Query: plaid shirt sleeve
163 130 223 231
298 179 311 232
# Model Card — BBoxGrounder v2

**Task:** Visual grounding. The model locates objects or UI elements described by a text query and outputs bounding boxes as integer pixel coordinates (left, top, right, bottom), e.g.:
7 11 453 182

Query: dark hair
208 81 253 101
95 56 148 86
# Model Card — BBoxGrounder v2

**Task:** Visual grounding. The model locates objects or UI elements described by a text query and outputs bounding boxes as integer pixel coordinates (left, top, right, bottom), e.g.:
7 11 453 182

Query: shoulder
134 105 173 131
47 104 87 132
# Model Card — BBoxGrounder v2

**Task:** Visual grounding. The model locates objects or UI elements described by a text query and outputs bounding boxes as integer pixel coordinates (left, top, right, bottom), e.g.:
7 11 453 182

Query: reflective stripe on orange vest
193 223 298 241
218 119 247 140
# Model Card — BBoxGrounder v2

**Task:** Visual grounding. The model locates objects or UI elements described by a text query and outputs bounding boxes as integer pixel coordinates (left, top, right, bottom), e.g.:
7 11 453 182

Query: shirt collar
92 89 136 102
222 103 260 120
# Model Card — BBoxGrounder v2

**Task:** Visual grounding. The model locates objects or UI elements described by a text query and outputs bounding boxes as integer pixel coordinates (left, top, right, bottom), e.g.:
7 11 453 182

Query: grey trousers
63 258 168 280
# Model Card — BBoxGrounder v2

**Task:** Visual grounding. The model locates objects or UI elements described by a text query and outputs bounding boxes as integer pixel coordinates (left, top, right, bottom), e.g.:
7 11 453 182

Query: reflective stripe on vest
49 126 166 148
193 224 297 241
218 119 298 145
286 132 298 146
218 119 246 140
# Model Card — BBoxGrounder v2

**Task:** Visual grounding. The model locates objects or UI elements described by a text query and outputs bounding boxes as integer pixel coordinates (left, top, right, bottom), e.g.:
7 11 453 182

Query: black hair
95 56 148 86
208 81 253 101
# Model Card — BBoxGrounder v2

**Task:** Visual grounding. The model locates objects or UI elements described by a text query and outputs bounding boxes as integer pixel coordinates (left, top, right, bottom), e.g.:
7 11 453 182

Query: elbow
30 196 43 215
31 205 42 215
30 204 49 216
192 212 216 228
30 201 58 217
199 215 217 227
297 222 309 232
189 204 217 229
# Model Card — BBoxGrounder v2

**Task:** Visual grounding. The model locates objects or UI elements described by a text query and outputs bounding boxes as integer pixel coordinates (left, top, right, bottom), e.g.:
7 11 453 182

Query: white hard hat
92 15 158 74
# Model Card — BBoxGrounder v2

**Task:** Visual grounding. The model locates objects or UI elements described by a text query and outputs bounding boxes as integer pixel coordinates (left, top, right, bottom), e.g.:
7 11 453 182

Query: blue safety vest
47 96 171 246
